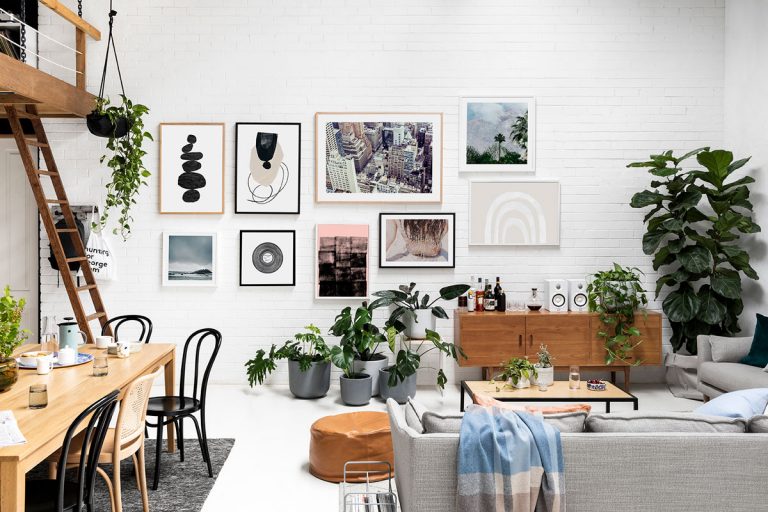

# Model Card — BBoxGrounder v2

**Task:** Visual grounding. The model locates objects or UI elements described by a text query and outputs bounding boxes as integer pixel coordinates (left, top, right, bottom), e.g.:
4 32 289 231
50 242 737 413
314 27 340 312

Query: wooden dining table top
0 343 175 470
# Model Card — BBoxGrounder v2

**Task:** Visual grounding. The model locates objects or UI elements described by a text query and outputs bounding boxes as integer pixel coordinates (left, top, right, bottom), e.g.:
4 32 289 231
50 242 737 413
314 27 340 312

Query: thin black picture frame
378 212 456 269
239 230 296 286
235 122 301 214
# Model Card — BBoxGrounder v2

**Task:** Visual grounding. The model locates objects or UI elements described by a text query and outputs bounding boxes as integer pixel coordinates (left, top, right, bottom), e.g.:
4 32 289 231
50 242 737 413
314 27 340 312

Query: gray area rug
30 438 234 512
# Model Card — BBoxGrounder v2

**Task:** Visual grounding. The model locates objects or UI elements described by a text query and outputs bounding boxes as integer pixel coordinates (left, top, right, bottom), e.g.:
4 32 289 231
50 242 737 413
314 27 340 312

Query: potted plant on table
371 282 470 339
0 286 28 393
587 263 648 365
533 344 554 386
329 303 392 396
330 343 372 407
498 357 538 389
245 324 332 399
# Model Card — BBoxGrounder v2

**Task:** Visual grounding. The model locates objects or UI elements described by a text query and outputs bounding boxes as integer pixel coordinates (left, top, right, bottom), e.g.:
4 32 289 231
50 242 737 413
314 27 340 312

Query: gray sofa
697 334 768 399
387 399 768 512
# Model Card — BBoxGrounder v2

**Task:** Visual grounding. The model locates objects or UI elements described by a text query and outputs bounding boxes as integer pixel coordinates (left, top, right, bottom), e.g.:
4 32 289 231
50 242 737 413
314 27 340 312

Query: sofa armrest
697 335 713 365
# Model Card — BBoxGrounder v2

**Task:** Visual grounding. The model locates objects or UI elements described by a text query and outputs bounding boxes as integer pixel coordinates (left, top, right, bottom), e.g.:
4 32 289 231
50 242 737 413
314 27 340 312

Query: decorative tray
17 352 94 369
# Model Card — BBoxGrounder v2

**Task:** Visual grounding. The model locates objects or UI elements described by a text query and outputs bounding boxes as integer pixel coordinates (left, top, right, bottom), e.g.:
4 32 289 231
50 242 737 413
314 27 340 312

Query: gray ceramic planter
339 373 372 406
378 368 417 404
288 360 331 399
352 354 389 396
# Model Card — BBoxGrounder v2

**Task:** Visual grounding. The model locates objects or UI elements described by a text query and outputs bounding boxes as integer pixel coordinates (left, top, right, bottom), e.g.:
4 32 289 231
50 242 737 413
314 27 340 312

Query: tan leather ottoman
309 411 394 483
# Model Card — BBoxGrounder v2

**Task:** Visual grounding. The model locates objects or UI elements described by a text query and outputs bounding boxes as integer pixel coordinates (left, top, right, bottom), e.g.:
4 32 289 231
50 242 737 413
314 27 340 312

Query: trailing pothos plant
245 324 331 386
629 148 761 354
94 95 152 240
587 264 648 365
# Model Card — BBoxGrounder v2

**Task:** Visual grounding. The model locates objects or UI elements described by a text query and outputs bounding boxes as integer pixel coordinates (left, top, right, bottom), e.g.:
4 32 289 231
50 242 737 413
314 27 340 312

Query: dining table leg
0 460 23 512
164 354 176 453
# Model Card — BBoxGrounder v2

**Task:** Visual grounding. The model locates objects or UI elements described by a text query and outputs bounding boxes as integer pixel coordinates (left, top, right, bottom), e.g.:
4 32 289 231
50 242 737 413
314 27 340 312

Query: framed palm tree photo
459 97 535 174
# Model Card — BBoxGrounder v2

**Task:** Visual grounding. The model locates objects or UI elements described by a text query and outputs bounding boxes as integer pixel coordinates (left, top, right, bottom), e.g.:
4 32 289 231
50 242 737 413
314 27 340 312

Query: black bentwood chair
145 328 222 490
25 390 120 512
102 314 153 343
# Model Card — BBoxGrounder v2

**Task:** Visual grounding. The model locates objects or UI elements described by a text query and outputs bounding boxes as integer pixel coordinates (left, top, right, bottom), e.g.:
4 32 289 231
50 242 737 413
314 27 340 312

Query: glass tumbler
93 356 109 377
29 384 48 409
569 366 581 390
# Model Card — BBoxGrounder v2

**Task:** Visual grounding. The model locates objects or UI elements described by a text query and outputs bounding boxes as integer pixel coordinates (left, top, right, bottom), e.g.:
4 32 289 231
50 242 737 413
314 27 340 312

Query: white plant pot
353 355 390 396
509 376 531 389
404 309 436 339
532 366 554 387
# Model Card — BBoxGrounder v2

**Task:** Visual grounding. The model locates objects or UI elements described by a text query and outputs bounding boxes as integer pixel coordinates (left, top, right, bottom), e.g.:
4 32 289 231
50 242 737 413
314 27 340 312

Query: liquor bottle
495 277 507 312
483 279 496 311
476 277 484 312
467 276 476 312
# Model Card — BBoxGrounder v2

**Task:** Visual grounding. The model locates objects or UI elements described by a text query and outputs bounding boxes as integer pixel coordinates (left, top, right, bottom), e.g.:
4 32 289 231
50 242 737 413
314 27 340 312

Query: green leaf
652 246 673 271
649 167 679 177
642 230 666 255
727 157 751 174
438 284 470 301
631 190 666 208
710 269 741 299
432 306 449 319
723 175 755 189
696 286 727 325
667 237 685 254
661 218 684 232
697 150 733 187
669 188 702 212
678 245 713 274
663 286 701 323
676 147 709 163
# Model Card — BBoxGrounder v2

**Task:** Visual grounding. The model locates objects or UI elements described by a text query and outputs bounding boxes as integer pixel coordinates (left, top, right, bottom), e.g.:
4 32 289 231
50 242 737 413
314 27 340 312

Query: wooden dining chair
49 367 163 512
102 315 153 343
27 390 120 512
145 328 222 490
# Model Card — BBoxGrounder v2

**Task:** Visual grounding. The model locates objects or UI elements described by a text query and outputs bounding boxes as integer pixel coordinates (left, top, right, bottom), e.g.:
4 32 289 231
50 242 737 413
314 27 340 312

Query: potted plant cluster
371 282 470 339
245 324 332 399
0 286 28 393
533 344 554 386
498 357 537 389
587 263 648 365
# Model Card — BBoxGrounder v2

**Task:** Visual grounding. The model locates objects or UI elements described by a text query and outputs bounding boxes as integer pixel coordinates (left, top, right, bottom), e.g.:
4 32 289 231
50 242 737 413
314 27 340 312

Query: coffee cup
95 335 113 349
36 357 53 375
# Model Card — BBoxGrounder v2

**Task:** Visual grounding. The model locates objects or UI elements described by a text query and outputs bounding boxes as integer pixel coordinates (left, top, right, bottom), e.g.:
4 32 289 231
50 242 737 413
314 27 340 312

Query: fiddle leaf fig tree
629 148 760 354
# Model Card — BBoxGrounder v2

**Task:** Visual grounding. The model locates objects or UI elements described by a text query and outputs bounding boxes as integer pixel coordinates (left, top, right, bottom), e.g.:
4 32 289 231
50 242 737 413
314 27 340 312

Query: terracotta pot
0 357 18 393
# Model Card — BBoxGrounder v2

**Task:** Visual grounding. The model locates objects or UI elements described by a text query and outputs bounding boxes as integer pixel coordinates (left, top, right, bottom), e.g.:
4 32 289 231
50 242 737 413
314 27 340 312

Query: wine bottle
476 277 484 312
483 278 496 311
495 276 507 312
467 276 476 312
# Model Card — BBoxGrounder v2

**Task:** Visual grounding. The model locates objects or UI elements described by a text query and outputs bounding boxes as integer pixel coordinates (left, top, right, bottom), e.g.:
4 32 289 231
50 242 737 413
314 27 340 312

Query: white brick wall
37 0 726 385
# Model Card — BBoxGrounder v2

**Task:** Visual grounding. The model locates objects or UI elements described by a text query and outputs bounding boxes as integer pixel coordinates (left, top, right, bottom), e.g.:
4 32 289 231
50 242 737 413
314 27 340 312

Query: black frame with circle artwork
235 122 301 214
239 230 296 286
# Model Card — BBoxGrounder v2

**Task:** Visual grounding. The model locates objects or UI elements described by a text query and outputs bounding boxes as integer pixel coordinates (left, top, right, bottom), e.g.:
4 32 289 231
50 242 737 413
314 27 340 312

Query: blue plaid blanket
457 405 566 512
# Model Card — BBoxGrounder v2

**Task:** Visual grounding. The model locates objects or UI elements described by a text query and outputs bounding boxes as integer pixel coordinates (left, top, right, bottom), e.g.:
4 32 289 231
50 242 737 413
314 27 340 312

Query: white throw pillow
709 335 753 362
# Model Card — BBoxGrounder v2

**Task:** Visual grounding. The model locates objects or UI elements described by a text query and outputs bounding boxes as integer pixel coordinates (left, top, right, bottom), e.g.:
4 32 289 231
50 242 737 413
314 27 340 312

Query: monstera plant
629 148 761 354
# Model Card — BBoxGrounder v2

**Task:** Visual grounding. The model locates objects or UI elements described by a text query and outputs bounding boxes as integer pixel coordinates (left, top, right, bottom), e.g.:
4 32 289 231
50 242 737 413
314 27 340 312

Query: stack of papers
0 410 26 446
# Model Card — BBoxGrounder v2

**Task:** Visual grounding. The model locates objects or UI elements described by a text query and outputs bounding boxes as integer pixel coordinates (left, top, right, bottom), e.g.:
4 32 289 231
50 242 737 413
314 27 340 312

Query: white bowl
18 351 53 367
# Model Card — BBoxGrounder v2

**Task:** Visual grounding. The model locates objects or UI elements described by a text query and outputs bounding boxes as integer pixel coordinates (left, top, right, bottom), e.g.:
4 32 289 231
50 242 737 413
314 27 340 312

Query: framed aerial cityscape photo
315 112 443 203
239 230 296 286
459 97 535 174
235 122 301 214
379 212 455 268
159 123 225 214
315 224 369 299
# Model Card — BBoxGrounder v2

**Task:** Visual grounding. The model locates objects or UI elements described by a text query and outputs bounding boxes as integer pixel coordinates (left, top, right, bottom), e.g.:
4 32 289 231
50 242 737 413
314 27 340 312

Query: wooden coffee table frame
460 380 639 413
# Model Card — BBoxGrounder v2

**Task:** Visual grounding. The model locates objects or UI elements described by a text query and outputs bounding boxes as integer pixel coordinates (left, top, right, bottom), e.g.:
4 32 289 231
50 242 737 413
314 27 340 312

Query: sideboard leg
610 371 616 385
623 366 631 392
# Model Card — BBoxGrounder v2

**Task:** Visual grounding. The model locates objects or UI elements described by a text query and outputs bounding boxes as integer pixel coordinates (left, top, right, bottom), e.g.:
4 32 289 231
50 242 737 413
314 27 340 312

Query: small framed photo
162 233 217 286
379 212 455 268
316 224 369 299
239 230 296 286
159 123 225 214
235 123 301 214
459 97 535 174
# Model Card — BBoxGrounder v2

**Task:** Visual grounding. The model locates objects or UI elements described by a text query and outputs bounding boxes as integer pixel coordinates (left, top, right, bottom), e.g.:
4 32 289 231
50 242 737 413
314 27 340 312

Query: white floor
180 383 698 511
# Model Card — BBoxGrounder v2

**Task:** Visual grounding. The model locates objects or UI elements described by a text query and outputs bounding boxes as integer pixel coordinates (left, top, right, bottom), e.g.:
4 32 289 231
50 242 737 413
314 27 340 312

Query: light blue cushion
695 388 768 418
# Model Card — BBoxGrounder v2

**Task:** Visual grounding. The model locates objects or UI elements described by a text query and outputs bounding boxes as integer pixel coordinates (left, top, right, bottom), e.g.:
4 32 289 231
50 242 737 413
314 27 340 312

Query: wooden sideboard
454 310 662 389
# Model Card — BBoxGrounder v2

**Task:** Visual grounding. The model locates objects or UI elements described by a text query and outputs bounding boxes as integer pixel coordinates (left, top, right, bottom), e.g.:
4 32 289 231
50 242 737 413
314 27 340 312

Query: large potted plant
371 282 469 339
329 303 391 396
498 357 537 389
245 325 332 399
378 329 466 404
0 286 28 393
330 343 372 406
587 264 648 365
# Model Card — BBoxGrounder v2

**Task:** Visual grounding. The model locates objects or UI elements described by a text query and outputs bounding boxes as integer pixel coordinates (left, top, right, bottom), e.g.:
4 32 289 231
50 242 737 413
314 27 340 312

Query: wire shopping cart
339 461 398 512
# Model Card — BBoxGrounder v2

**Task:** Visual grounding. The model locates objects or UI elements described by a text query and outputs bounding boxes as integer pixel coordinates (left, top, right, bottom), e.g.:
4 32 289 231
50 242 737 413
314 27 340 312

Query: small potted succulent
498 357 537 389
533 344 554 387
371 282 470 339
0 286 28 393
331 343 372 406
245 324 332 399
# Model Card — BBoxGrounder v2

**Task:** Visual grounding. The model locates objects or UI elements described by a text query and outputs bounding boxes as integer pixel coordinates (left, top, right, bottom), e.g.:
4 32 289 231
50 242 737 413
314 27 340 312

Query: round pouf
309 411 394 483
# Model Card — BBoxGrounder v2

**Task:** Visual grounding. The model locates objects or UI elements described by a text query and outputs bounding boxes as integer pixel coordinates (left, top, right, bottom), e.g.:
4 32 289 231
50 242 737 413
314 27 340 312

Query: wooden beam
75 29 86 90
38 0 101 40
0 54 96 117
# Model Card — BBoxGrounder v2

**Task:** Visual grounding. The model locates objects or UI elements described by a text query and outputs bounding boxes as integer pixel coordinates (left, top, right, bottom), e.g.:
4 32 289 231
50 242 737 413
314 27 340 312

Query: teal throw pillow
740 313 768 368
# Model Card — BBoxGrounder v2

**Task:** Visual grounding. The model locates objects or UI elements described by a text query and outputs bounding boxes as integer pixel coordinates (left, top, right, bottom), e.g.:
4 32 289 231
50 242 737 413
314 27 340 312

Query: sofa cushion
586 411 747 433
748 415 768 433
741 313 768 368
695 388 768 418
421 409 587 434
710 336 754 363
699 361 768 392
405 398 426 433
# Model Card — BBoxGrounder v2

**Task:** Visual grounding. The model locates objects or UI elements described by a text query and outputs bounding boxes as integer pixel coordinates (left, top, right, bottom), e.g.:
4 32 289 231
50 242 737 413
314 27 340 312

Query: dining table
0 343 176 512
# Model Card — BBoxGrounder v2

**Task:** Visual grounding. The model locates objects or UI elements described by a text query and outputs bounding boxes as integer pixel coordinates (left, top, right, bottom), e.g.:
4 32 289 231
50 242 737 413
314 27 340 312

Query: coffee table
460 380 638 412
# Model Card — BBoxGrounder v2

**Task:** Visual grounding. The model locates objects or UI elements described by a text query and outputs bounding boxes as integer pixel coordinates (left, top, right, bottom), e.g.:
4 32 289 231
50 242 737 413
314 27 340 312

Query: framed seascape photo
159 123 225 214
162 233 217 286
239 230 296 286
316 224 369 299
235 123 301 214
315 112 443 203
379 213 455 268
459 97 535 174
469 180 559 246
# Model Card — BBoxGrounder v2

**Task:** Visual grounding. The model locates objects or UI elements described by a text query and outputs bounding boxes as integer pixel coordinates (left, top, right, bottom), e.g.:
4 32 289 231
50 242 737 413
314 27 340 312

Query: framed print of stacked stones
159 123 225 214
239 230 296 286
235 123 301 214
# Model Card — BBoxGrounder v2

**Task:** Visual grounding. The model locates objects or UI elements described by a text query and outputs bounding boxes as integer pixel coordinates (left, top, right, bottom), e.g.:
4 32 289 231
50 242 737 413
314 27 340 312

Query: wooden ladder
4 104 110 343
